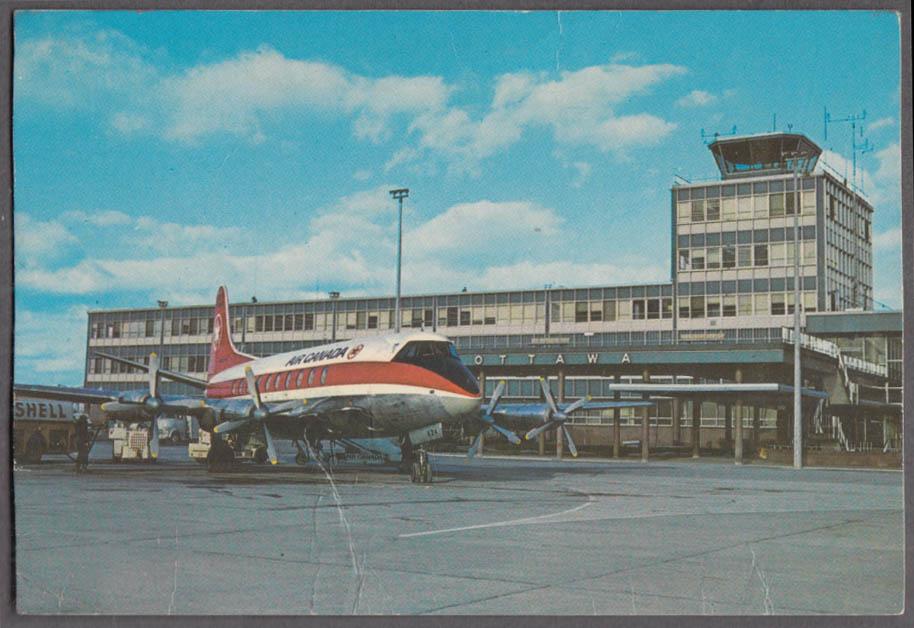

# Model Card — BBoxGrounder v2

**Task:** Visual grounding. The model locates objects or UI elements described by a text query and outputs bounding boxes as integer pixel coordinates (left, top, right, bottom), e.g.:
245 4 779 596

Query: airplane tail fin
207 286 254 380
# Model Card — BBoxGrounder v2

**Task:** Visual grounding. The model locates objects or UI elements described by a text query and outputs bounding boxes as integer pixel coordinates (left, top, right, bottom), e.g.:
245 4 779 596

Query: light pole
389 188 409 333
792 159 802 469
784 151 805 469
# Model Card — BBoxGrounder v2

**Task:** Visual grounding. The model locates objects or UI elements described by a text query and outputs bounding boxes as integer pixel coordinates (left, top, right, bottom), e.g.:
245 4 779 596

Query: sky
12 10 903 386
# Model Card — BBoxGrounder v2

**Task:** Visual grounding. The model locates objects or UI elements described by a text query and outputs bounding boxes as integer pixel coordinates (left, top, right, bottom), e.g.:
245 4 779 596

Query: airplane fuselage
205 331 482 439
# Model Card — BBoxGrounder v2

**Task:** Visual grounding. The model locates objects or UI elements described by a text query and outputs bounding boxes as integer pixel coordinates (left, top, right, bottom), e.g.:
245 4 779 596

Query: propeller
467 380 521 459
212 366 279 465
523 378 591 457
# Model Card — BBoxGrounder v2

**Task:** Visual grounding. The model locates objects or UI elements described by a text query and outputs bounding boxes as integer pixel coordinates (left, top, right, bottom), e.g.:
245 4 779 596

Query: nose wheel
409 449 433 484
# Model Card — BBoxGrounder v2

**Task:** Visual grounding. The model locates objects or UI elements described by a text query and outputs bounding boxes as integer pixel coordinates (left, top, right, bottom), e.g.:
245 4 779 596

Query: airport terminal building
83 133 902 457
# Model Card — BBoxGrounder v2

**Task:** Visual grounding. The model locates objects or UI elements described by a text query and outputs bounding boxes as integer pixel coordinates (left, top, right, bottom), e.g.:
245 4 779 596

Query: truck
13 398 79 464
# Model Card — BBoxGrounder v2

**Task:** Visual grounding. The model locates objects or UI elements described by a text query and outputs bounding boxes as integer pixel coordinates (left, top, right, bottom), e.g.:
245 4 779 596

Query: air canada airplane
15 287 652 481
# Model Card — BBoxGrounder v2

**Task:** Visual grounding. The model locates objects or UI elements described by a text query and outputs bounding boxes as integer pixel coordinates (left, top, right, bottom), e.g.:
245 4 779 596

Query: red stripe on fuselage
205 361 479 399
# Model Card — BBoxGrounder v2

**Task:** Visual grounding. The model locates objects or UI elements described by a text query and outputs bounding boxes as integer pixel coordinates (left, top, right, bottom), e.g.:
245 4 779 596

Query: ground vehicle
12 398 78 464
109 421 154 461
157 417 188 444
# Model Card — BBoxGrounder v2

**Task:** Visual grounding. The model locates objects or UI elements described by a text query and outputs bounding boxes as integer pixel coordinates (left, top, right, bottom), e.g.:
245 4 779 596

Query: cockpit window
393 341 479 394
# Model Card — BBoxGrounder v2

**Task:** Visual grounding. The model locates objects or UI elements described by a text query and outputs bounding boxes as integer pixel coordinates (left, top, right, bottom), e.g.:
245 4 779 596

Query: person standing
74 413 90 473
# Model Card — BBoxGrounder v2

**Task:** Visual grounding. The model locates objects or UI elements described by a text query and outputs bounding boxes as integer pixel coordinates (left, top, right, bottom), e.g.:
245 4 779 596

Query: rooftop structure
708 132 822 179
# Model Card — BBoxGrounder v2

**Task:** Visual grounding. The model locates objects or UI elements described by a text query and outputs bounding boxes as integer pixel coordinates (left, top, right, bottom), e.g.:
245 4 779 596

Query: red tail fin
208 286 253 380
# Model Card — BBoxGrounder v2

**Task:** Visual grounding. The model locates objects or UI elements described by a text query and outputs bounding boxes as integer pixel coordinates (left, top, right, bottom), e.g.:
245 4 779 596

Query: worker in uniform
74 413 90 473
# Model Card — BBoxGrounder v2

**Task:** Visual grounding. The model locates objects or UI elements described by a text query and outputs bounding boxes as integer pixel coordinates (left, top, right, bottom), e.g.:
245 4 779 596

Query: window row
677 191 815 224
677 226 816 249
677 292 817 318
90 317 215 339
675 178 815 202
552 299 674 323
678 241 816 270
228 365 330 397
88 355 209 374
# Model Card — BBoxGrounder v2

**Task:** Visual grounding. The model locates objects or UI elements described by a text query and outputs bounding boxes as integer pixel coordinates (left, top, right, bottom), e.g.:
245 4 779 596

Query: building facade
82 132 899 453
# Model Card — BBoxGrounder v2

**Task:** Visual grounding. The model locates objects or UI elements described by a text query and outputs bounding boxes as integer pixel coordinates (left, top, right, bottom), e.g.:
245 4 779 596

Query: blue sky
13 10 902 385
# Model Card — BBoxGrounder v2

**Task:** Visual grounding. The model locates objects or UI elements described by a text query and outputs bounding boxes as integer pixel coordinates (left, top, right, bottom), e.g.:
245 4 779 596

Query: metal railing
781 328 886 377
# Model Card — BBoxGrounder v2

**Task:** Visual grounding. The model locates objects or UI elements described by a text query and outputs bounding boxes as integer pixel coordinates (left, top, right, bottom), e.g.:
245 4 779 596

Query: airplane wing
92 351 208 389
466 379 655 458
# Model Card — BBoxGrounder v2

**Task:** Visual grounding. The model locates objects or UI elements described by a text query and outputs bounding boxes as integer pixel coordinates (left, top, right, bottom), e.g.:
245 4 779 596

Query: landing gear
409 449 433 484
293 440 310 466
207 436 234 472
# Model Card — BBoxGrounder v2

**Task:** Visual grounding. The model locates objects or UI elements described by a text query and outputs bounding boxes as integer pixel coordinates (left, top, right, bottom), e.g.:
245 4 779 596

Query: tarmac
12 441 904 615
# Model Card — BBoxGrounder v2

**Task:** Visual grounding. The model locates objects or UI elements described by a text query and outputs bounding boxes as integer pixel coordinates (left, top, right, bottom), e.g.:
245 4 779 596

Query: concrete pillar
641 369 650 462
613 375 622 458
691 397 701 458
556 370 565 459
734 368 743 465
753 405 761 450
724 403 732 450
671 377 681 444
777 407 789 444
478 370 486 456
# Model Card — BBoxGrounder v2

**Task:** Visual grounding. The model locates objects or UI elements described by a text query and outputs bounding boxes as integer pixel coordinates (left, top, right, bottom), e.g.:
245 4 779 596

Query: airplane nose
445 394 482 417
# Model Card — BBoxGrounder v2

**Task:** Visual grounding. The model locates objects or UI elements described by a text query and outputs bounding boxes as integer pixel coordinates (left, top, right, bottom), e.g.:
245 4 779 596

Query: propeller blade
213 418 250 434
540 378 558 413
490 422 521 445
525 421 556 441
148 353 159 399
149 417 159 459
263 422 278 465
486 380 505 416
244 366 262 410
563 396 590 415
561 424 578 458
467 431 484 459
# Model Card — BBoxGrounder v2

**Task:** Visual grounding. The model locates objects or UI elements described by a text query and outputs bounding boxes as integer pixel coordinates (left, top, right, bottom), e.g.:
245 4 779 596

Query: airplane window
320 366 328 385
393 341 479 394
240 378 247 395
296 370 304 388
231 380 239 396
257 375 265 392
285 372 293 389
307 369 314 387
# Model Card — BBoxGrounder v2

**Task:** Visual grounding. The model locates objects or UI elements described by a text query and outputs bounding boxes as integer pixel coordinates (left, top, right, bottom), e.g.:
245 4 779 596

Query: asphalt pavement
12 441 904 615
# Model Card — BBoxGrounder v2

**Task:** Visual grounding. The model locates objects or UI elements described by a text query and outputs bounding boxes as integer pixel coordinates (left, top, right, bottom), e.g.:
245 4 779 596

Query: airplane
14 286 653 482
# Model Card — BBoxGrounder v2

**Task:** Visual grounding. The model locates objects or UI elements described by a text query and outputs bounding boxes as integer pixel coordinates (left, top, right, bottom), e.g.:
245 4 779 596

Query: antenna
825 108 875 310
700 125 738 144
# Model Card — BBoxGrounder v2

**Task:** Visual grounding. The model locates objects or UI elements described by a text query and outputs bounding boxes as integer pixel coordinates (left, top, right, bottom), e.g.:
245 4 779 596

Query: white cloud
873 142 900 183
399 63 687 172
14 213 78 266
15 304 91 377
111 111 151 135
676 90 716 107
62 209 133 226
161 45 449 145
571 161 592 188
867 117 894 133
408 200 562 261
873 227 901 251
15 30 158 109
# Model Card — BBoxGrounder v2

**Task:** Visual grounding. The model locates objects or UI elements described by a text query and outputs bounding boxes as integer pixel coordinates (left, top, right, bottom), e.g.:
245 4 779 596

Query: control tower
671 131 873 336
708 132 821 179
